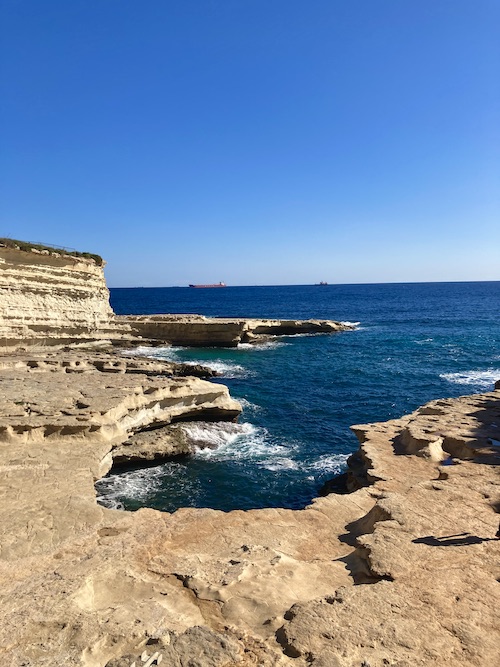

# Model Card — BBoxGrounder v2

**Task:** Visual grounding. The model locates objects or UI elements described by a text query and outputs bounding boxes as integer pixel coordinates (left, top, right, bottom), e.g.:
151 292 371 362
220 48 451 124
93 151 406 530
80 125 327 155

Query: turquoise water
96 282 500 511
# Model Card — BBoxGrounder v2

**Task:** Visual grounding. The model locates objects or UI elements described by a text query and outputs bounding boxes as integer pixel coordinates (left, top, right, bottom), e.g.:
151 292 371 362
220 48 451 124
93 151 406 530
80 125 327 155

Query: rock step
119 314 355 347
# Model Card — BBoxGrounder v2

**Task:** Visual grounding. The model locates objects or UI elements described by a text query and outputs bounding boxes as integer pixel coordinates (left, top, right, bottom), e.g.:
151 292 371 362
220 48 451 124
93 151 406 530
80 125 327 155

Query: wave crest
440 369 500 389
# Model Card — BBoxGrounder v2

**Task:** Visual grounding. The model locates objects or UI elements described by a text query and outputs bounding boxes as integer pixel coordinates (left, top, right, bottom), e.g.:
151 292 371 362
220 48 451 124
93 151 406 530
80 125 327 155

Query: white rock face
0 247 127 348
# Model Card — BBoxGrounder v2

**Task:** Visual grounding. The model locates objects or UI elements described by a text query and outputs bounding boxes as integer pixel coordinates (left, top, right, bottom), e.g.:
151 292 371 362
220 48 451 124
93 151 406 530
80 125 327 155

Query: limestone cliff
0 245 129 348
0 244 353 350
1 243 498 667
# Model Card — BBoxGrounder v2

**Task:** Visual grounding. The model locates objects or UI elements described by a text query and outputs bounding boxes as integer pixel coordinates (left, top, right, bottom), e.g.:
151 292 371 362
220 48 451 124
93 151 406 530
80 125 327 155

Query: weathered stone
1 245 498 667
277 392 500 666
0 246 132 348
0 347 498 666
112 421 251 464
119 314 355 347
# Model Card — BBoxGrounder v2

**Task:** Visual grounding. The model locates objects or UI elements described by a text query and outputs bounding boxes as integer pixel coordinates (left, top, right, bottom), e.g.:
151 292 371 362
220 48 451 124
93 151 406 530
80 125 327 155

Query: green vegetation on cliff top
0 238 103 266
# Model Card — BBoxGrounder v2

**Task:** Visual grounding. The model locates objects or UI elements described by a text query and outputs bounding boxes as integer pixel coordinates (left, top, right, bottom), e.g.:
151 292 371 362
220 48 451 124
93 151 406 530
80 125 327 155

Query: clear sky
1 0 499 287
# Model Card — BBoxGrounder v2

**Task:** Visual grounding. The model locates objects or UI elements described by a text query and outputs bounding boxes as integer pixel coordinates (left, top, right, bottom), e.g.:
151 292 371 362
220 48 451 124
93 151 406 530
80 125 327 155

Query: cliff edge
0 244 130 349
0 243 498 666
0 350 498 666
0 243 353 350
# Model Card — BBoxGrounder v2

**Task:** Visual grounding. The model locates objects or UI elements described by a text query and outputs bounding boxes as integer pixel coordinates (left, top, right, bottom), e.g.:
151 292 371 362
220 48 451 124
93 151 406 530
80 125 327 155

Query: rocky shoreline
0 245 499 666
119 314 354 347
0 345 498 666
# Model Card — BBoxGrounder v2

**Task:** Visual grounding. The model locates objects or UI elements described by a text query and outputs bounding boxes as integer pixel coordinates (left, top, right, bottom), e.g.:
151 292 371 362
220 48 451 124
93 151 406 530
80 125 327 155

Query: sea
95 282 500 513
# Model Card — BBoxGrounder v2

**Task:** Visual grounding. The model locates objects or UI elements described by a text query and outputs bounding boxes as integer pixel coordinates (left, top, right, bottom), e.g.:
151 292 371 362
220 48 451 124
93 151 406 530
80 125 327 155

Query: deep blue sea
96 283 500 513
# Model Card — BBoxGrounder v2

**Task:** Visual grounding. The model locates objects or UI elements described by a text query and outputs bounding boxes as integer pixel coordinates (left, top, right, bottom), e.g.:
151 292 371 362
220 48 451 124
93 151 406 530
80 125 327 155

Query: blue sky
1 0 499 286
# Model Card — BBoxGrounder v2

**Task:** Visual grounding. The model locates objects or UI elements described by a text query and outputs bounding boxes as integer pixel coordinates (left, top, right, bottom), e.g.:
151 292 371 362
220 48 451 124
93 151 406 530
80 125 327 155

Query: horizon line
109 279 500 289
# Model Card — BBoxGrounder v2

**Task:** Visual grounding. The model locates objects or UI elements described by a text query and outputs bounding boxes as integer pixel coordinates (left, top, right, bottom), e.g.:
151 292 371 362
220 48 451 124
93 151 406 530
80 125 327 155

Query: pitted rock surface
0 349 498 666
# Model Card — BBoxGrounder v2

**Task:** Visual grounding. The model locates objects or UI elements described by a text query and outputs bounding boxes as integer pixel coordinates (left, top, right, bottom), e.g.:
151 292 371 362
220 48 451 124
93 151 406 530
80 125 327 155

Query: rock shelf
1 246 498 666
0 346 498 666
0 245 354 349
119 314 354 347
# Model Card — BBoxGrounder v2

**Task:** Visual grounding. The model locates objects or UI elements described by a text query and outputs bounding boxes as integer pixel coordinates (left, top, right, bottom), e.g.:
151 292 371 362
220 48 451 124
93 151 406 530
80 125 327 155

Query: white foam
415 338 433 344
236 397 262 413
122 345 183 362
257 452 349 475
440 369 500 389
192 422 294 462
305 453 350 475
182 421 255 450
257 457 299 471
340 321 361 328
95 465 173 509
281 332 322 338
125 346 251 378
191 360 251 378
237 341 288 350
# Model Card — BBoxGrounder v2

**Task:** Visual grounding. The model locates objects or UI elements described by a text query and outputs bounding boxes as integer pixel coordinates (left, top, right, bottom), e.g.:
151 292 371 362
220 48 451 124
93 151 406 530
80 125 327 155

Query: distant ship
315 281 328 286
189 282 227 288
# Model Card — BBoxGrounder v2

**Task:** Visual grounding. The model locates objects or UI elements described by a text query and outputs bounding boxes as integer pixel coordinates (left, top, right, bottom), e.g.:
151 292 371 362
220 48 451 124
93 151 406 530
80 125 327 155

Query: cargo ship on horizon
188 281 227 288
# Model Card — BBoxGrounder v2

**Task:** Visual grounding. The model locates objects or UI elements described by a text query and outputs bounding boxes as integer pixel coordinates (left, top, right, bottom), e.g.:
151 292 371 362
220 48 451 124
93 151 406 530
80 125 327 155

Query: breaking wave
236 397 262 414
122 345 182 361
191 360 251 378
237 341 289 350
440 369 500 389
96 465 174 510
192 421 297 464
305 453 350 476
182 421 255 451
122 346 251 378
187 423 349 478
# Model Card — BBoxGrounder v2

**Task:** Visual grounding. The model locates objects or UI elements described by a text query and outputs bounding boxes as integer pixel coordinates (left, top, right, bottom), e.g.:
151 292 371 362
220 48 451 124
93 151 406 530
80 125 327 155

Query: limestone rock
0 372 241 446
0 245 354 352
0 342 498 666
0 349 217 379
112 421 251 464
277 391 500 666
0 246 132 348
119 314 355 347
157 626 243 666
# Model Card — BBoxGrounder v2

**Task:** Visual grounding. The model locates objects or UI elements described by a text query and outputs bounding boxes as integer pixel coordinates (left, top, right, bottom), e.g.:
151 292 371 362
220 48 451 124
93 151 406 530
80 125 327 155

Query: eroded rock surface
0 244 354 352
278 392 500 667
112 421 250 464
119 314 354 347
0 246 133 348
0 350 498 666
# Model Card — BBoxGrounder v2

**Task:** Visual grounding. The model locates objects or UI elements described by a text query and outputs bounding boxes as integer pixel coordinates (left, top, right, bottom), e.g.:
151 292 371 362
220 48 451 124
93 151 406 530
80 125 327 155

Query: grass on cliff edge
0 238 103 266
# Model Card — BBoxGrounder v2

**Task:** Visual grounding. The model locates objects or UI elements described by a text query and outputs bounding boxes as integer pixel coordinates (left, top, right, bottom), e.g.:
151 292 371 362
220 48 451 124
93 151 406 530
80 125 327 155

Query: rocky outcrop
0 244 352 352
0 246 131 349
0 361 241 450
0 244 354 351
112 421 248 465
0 349 218 379
0 345 498 666
277 392 500 666
119 314 354 347
1 243 498 666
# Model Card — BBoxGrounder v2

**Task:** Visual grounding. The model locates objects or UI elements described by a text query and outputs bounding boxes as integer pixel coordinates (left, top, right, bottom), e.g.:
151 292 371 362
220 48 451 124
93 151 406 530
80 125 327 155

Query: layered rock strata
0 349 498 667
0 246 132 349
119 314 354 347
0 359 241 452
0 349 218 379
0 244 353 350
